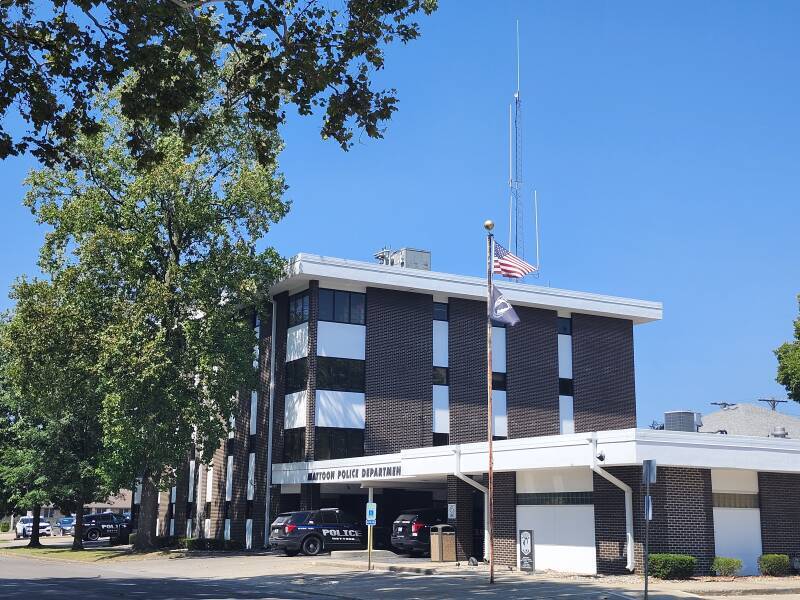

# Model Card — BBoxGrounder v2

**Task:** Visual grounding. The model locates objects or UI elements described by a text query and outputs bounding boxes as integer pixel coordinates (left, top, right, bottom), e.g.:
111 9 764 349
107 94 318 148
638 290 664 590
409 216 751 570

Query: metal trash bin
430 524 456 562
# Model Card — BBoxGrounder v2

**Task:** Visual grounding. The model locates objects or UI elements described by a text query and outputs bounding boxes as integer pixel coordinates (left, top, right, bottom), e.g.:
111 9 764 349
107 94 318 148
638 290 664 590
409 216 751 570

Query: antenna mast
508 20 524 262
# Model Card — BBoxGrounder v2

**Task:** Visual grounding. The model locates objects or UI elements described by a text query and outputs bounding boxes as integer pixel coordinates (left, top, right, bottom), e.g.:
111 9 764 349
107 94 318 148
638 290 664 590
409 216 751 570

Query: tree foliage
0 0 437 166
775 295 800 403
24 67 288 548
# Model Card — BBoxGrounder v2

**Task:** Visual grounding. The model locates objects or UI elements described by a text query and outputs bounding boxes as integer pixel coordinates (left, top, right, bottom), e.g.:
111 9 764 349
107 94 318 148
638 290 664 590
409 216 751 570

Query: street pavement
0 550 700 600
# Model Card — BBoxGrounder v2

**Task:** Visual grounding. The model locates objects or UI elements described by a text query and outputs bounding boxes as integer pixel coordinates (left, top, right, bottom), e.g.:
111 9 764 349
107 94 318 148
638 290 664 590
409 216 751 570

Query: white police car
269 508 365 556
15 517 52 539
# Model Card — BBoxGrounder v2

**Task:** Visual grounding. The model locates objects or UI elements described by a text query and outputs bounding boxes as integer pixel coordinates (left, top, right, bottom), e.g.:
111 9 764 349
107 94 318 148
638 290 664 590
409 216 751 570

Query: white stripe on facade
433 320 449 367
316 321 365 360
285 322 309 362
433 385 449 434
284 391 307 429
315 390 365 429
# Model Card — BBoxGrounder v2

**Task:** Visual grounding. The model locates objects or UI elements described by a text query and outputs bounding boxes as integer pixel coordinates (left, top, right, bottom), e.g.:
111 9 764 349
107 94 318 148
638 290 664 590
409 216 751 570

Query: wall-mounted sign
519 529 534 572
447 503 456 520
305 465 402 482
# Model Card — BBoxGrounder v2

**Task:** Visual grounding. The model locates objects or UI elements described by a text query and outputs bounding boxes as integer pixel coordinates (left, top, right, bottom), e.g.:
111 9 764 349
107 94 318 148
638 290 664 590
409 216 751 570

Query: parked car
390 507 447 556
15 517 52 539
82 512 130 542
58 516 75 536
270 508 365 556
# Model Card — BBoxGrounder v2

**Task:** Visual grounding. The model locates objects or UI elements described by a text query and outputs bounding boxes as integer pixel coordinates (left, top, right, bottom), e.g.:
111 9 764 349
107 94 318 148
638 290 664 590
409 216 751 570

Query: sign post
642 459 657 600
366 491 377 572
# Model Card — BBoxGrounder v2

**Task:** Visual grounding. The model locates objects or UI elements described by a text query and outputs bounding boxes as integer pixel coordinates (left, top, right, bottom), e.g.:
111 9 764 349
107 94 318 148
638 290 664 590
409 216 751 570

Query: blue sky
2 1 799 425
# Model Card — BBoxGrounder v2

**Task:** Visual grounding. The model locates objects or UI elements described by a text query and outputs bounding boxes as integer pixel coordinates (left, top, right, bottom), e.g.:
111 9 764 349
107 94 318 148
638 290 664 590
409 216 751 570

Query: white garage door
516 505 597 574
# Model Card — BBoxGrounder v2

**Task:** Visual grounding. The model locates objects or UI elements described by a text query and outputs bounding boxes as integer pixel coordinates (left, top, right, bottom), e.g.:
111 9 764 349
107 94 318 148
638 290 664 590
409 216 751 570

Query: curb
681 587 800 597
311 559 439 575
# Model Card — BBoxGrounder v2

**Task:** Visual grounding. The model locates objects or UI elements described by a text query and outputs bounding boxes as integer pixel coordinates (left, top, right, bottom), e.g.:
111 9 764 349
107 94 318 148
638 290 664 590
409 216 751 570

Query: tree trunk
71 502 84 550
133 472 158 552
28 505 42 548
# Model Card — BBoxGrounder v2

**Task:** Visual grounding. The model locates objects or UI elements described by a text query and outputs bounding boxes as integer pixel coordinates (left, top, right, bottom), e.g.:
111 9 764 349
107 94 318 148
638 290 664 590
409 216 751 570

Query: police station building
137 250 800 576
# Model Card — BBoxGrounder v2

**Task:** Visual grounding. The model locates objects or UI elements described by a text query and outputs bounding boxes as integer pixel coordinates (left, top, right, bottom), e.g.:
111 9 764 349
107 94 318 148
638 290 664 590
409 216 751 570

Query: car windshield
20 517 32 524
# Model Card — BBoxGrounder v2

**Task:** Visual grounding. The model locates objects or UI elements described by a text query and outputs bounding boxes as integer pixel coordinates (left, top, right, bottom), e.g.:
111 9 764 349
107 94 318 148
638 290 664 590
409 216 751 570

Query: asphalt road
0 552 698 600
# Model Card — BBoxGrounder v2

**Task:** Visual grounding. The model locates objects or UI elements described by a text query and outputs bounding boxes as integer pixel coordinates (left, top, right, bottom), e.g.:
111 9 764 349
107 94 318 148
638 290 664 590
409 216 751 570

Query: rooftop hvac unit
374 247 431 271
664 410 702 432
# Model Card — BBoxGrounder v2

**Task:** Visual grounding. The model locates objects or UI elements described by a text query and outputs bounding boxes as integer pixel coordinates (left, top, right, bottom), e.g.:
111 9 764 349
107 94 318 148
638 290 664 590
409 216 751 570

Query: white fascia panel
433 321 449 367
275 254 662 324
517 467 594 494
315 390 365 429
286 322 309 362
433 385 449 433
711 468 759 493
492 327 506 373
493 390 507 438
559 395 575 434
284 391 307 429
558 334 573 379
316 321 365 360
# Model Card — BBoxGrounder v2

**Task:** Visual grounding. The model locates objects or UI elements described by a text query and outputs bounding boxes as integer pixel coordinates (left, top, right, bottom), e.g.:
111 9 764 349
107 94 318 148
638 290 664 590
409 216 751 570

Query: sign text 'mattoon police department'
306 465 402 482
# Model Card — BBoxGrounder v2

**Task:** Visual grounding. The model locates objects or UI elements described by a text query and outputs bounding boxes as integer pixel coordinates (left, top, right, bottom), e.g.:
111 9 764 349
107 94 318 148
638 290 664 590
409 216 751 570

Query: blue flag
491 286 520 326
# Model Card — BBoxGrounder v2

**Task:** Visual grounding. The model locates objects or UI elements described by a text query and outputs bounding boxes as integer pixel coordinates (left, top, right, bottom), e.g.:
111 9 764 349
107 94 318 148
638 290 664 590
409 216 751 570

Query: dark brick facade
304 282 320 461
594 467 715 575
364 287 433 455
507 307 559 438
448 298 487 444
572 314 636 433
758 472 800 557
447 475 476 561
492 472 517 567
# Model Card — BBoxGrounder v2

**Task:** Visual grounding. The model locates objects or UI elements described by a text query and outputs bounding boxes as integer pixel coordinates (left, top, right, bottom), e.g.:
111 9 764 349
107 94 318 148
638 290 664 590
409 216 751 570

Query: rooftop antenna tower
759 397 788 411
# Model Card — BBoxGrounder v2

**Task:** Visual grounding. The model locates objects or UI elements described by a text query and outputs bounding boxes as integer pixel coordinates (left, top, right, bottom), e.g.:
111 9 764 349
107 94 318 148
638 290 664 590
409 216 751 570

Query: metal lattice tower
508 21 525 262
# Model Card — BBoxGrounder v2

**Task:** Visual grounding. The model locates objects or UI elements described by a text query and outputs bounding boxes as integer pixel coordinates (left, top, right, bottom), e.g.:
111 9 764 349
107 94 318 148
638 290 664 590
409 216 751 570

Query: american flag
493 242 537 279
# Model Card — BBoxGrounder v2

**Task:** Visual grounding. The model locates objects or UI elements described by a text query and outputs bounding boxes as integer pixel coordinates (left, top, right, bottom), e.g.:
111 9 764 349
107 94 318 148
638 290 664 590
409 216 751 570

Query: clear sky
1 1 799 425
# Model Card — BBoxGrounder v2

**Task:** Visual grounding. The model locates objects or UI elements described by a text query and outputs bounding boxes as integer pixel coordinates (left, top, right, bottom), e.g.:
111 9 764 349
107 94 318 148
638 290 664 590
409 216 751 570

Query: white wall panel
517 467 594 494
315 390 365 429
492 327 506 372
316 321 365 360
247 452 256 500
493 390 507 438
713 507 762 575
558 334 573 379
284 391 307 429
559 395 575 434
433 321 449 367
516 505 597 574
249 391 258 435
225 455 233 501
433 385 449 433
285 323 309 362
711 469 759 493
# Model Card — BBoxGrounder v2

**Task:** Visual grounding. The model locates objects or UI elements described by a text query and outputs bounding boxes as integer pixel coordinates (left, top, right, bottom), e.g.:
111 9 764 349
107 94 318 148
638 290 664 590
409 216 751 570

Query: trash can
430 524 456 562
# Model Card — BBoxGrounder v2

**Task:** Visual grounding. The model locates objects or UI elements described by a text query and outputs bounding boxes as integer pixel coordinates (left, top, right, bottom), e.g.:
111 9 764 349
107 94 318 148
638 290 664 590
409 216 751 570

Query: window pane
317 357 365 392
492 372 506 391
559 378 574 396
302 293 309 322
350 293 365 325
318 289 334 321
433 432 449 446
433 302 449 321
334 291 350 322
285 358 308 394
433 367 448 386
557 317 572 336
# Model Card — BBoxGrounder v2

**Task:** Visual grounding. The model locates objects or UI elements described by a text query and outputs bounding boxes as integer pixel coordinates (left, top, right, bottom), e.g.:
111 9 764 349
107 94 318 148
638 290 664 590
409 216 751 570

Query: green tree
1 270 111 550
25 70 288 550
0 0 436 165
776 295 800 402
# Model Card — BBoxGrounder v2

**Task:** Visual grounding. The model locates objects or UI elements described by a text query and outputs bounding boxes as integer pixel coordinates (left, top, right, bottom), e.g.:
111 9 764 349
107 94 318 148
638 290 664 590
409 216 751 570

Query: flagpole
484 219 495 585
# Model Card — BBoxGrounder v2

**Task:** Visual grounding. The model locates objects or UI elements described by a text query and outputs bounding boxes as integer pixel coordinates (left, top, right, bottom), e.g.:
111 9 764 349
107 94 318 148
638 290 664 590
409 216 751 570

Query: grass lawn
0 544 179 562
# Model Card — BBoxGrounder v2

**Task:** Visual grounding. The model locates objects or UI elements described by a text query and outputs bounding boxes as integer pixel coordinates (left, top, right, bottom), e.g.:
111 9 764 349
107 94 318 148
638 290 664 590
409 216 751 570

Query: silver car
15 517 52 539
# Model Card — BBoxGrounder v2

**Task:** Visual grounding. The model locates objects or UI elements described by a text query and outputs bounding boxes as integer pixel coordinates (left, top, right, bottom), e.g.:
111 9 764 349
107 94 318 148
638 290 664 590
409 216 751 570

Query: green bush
649 554 697 579
186 538 226 551
0 522 10 533
224 539 244 551
759 554 790 576
711 557 743 577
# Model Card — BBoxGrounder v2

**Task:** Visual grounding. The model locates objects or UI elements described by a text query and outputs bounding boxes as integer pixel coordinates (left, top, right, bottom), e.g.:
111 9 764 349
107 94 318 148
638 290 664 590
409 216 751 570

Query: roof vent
665 410 703 432
374 247 431 271
770 426 789 439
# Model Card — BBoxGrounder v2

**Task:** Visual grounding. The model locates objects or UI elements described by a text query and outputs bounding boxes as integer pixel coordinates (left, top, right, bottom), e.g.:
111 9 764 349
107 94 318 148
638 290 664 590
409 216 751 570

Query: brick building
132 251 800 575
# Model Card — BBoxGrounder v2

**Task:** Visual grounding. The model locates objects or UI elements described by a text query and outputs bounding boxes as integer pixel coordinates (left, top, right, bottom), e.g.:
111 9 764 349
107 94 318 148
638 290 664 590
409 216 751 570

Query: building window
517 491 593 505
318 289 366 325
557 317 572 335
283 428 306 462
713 492 759 509
559 378 574 396
492 372 507 391
432 366 449 386
288 290 310 327
433 302 449 321
317 357 365 392
285 358 308 394
314 427 364 460
433 432 450 446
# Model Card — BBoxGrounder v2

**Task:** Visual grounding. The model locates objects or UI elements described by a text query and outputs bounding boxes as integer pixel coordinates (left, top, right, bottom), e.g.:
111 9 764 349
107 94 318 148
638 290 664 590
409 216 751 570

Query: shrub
759 554 790 576
224 539 244 551
711 557 743 577
649 554 697 579
0 522 10 533
186 538 225 551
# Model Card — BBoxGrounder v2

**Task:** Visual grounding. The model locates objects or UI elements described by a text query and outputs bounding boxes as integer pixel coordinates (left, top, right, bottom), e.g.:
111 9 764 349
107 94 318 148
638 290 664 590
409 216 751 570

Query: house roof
699 403 800 438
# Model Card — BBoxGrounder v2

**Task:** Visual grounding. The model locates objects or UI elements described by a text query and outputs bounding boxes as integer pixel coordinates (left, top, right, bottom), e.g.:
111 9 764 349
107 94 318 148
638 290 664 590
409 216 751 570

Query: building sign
447 503 456 520
519 529 534 572
306 465 402 482
366 502 377 526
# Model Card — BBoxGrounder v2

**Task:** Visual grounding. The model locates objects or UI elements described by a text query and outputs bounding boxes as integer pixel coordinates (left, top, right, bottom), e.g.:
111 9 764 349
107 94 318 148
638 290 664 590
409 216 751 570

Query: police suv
269 508 365 556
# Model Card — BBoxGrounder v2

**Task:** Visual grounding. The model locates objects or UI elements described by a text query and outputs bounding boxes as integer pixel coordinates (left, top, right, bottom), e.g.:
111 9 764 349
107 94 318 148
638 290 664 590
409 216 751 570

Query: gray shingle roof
699 403 800 438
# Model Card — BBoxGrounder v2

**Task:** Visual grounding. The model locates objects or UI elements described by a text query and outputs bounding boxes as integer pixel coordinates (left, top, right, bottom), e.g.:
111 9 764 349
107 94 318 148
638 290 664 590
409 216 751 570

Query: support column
492 472 517 567
447 475 475 561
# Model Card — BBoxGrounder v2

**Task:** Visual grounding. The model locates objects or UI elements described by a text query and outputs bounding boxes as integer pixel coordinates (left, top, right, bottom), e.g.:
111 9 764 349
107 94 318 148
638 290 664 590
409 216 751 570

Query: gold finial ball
484 219 495 231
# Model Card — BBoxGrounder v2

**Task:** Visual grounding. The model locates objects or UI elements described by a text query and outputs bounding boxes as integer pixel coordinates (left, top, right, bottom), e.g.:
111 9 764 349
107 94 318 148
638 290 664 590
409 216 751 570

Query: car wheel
284 548 299 557
86 529 100 541
301 536 323 556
